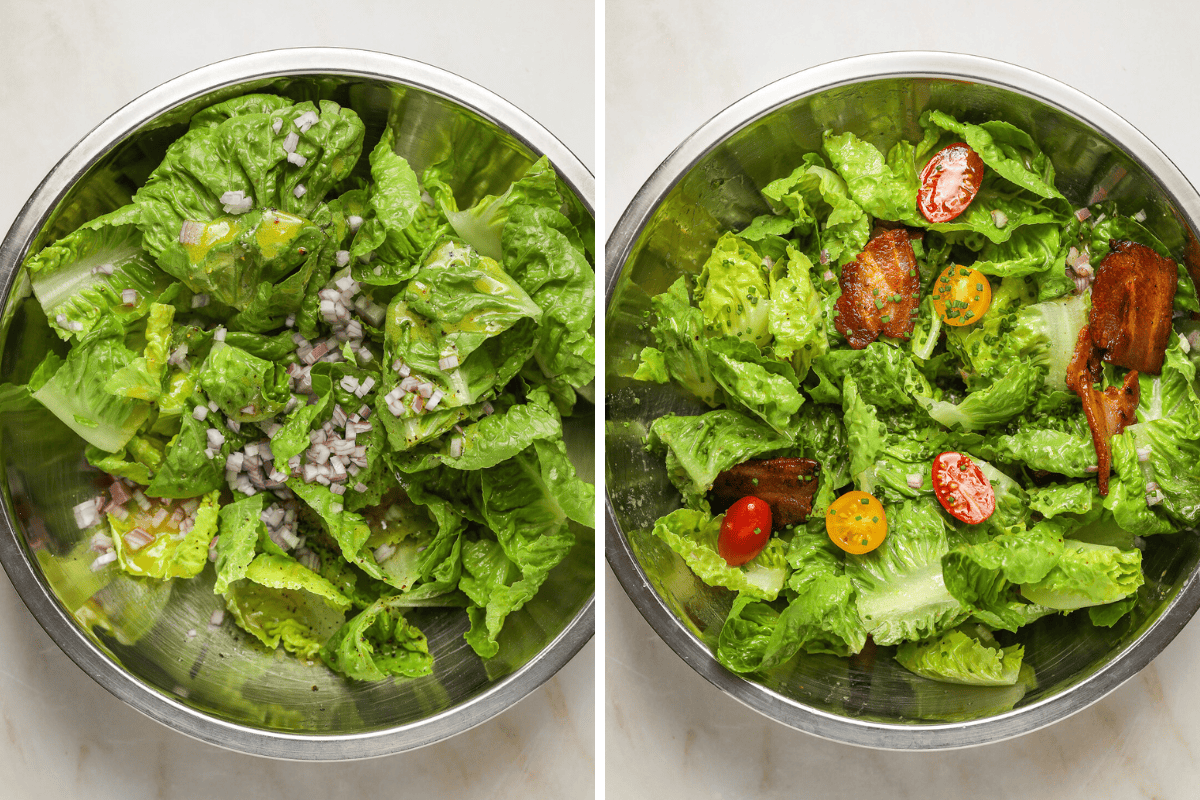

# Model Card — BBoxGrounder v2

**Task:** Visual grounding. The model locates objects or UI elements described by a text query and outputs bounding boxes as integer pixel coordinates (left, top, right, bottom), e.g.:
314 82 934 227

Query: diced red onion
91 551 118 572
73 497 103 530
123 527 154 551
335 250 350 267
426 389 444 410
1074 207 1091 222
348 215 363 231
991 209 1008 228
294 110 319 132
213 327 227 342
109 481 131 507
191 293 210 309
179 220 204 246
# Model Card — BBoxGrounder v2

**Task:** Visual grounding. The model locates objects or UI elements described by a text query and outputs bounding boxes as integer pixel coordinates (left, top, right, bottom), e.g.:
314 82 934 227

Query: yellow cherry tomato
826 491 887 554
932 264 992 327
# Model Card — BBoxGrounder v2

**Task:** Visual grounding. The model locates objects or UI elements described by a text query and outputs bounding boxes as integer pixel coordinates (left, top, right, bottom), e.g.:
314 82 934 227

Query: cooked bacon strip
710 457 819 528
1064 324 1140 495
1089 239 1177 375
834 228 920 349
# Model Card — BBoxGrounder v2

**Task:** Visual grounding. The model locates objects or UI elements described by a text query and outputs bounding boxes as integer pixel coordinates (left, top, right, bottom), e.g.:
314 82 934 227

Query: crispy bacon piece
834 228 920 349
710 457 819 528
1089 239 1177 375
1064 324 1140 495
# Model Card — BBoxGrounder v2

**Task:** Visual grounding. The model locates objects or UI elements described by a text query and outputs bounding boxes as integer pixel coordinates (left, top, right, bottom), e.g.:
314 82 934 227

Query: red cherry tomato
931 452 996 524
918 143 985 223
717 496 772 566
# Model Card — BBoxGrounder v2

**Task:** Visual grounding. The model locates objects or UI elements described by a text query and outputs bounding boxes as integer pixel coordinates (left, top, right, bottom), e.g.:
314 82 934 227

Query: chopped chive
881 314 892 323
976 283 984 291
874 298 884 309
872 516 879 523
873 288 880 296
860 498 870 505
752 477 759 486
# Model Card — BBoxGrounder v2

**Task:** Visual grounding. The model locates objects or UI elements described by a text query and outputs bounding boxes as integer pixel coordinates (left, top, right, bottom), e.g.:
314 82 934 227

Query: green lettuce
845 498 968 645
649 508 789 602
896 627 1024 686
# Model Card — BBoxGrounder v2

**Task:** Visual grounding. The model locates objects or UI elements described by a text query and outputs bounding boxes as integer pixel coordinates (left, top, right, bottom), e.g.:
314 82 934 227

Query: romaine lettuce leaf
29 320 152 453
695 233 772 347
645 409 792 510
320 595 433 680
845 498 969 645
1020 540 1144 610
896 627 1024 686
461 444 579 657
223 553 352 658
649 508 789 602
24 206 176 342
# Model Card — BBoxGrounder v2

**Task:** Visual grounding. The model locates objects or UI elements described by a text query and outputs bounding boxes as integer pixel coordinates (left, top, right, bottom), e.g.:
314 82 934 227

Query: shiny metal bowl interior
0 48 593 760
606 51 1200 749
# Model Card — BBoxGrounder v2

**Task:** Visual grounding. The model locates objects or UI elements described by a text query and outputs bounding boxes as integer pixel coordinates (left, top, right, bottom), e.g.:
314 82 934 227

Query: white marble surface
0 1 594 797
605 1 1200 798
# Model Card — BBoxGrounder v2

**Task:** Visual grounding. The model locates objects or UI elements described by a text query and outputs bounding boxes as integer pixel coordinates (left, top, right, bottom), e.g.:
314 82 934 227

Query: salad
630 109 1200 694
2 91 595 681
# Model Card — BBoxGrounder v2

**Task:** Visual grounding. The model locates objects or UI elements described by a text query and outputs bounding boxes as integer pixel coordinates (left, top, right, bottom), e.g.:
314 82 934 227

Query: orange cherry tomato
931 452 996 524
918 142 985 223
826 491 887 554
931 264 992 326
717 496 772 566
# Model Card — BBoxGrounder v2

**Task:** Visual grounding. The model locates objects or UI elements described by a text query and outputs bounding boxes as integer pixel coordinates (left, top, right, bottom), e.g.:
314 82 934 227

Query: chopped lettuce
16 88 594 685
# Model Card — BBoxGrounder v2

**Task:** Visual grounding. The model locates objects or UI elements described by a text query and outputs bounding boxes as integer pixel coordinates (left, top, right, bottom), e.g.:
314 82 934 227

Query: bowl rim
604 49 1200 750
0 46 594 761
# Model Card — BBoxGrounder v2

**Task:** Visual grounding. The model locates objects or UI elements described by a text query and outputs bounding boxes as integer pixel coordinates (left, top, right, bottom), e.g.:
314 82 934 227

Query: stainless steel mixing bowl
0 48 594 759
605 51 1200 749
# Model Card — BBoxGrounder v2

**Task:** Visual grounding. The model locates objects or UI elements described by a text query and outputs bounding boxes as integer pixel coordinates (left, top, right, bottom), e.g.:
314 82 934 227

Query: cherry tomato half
826 491 887 554
717 496 772 566
918 142 985 223
931 452 996 524
932 264 992 326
